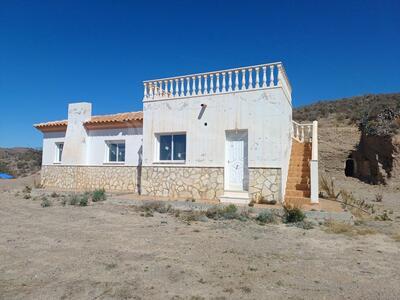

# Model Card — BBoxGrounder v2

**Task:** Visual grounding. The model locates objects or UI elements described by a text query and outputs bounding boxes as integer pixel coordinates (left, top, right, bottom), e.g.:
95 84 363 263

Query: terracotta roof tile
34 111 143 132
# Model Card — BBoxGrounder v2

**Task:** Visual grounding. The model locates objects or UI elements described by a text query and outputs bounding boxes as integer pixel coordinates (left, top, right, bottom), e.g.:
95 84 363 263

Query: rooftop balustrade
143 62 292 101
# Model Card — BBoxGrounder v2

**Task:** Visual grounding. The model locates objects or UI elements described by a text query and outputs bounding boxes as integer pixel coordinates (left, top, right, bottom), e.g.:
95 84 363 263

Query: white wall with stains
142 87 292 169
42 131 66 165
86 127 143 166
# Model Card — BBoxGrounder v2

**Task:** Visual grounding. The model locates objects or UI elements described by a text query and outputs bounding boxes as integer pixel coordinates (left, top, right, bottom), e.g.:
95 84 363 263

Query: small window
158 134 186 161
107 142 125 162
55 142 64 163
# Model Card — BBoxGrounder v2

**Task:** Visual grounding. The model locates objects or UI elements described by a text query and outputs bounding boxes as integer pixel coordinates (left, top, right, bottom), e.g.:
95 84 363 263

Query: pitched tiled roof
34 111 143 132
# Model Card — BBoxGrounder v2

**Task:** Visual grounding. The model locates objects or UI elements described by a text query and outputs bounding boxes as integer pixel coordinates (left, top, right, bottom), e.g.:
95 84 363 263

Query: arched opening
345 159 355 177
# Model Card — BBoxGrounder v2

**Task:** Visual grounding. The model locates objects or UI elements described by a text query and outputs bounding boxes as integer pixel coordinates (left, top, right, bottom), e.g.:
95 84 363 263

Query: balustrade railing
143 62 291 101
292 121 313 143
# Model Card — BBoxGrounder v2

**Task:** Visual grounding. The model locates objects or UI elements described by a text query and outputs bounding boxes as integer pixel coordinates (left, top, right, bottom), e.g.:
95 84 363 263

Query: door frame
224 129 249 191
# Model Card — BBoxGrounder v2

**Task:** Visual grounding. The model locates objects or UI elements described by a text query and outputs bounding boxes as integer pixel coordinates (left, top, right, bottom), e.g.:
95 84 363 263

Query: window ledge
53 162 62 165
153 160 186 164
103 162 126 165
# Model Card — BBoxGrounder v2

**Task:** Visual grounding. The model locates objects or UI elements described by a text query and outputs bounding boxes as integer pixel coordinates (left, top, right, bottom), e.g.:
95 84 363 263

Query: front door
225 131 248 191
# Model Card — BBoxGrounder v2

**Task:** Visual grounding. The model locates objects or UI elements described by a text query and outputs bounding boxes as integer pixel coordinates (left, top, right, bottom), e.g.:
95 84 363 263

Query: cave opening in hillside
345 158 356 177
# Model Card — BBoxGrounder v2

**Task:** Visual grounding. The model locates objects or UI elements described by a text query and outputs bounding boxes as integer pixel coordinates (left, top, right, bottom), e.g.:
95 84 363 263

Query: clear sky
0 0 399 148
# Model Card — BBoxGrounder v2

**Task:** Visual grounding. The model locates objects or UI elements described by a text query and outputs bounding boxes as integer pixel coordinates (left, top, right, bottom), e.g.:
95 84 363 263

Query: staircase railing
292 120 319 203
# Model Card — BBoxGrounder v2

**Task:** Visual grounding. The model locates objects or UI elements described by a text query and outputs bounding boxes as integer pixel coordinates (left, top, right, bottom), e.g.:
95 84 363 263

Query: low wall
141 166 224 200
41 165 138 192
249 168 281 202
41 165 282 202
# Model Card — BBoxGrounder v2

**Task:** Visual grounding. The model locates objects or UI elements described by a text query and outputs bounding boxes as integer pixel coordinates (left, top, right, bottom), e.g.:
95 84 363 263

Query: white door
225 131 248 191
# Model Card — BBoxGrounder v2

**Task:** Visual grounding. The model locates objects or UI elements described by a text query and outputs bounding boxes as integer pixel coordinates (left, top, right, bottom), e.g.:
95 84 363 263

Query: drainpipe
310 120 319 204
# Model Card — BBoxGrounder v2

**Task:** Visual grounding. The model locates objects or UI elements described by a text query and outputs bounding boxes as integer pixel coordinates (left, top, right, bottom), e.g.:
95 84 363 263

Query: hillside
0 148 42 177
294 93 400 123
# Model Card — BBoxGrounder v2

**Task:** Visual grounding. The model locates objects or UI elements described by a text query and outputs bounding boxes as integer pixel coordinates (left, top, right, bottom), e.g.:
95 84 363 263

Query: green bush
23 185 32 194
92 188 106 202
41 197 51 208
206 204 244 220
255 210 277 224
68 194 80 206
283 205 305 223
79 195 89 206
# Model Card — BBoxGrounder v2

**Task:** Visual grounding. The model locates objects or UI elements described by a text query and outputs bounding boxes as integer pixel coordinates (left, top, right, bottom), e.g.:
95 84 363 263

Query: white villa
35 62 319 205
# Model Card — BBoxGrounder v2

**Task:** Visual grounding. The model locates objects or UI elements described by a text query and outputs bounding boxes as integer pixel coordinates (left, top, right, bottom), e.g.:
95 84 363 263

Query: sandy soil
1 178 400 300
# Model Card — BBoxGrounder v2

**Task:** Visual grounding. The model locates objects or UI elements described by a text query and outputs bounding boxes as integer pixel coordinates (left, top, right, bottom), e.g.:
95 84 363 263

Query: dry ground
1 178 400 300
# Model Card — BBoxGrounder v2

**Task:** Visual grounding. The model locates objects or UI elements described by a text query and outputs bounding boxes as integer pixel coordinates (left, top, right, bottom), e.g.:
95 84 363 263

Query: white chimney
62 102 92 165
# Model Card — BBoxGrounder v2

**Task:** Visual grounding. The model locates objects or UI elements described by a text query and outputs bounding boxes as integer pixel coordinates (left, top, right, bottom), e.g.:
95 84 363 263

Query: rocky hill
0 148 42 177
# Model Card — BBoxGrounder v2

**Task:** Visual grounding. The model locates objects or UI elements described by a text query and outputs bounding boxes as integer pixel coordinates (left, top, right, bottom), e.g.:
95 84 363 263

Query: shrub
324 220 376 236
41 197 51 207
255 210 277 224
92 188 106 202
61 198 67 206
79 195 89 206
23 194 31 199
23 185 32 194
50 192 59 198
374 193 383 202
283 204 305 223
68 194 80 206
206 204 240 220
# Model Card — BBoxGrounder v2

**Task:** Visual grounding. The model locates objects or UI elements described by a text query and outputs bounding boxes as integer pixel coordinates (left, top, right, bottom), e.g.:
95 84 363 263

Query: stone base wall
141 166 224 200
41 165 138 192
249 168 281 202
41 165 282 202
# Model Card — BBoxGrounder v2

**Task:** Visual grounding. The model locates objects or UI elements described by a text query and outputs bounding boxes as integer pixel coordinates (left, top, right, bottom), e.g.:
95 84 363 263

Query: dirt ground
1 177 400 300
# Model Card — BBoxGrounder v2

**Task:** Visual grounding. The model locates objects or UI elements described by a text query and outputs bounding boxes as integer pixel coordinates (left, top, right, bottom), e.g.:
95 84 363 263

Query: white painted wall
142 87 292 169
62 103 92 165
86 127 143 166
42 131 66 165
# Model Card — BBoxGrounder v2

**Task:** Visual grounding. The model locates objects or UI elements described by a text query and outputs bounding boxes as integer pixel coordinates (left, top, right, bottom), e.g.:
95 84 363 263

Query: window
55 142 63 163
107 142 125 162
158 134 186 161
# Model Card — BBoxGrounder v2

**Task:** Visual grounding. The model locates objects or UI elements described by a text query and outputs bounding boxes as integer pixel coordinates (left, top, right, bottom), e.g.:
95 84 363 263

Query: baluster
203 75 208 94
270 65 275 87
184 78 189 96
191 76 196 95
296 124 299 139
216 73 220 93
241 69 246 90
159 81 163 97
301 126 305 142
209 74 214 94
308 125 312 141
262 66 267 87
197 75 202 95
222 72 226 92
234 70 239 91
143 83 148 99
248 68 253 89
227 71 232 92
277 63 283 86
179 78 183 97
175 79 179 97
255 67 260 88
169 80 173 97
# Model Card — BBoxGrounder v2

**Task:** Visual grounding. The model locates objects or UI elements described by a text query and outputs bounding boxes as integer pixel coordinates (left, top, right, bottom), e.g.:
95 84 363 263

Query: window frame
154 132 186 163
54 142 64 164
105 140 126 164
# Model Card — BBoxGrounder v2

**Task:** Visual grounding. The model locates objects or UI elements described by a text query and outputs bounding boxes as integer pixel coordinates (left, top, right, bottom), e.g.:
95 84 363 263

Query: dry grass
391 233 400 242
323 220 377 236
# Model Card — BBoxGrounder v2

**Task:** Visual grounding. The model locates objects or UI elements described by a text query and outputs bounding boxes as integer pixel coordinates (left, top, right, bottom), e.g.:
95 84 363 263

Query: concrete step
286 183 310 190
286 190 311 197
219 191 250 205
285 196 311 206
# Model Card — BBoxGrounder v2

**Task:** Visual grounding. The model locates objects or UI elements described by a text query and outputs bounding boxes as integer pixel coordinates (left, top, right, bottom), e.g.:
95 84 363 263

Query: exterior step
286 190 310 197
286 177 310 184
286 183 310 190
285 197 311 206
220 191 250 205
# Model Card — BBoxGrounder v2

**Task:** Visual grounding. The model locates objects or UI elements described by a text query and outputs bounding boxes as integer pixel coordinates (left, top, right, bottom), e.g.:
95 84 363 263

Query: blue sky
1 0 399 148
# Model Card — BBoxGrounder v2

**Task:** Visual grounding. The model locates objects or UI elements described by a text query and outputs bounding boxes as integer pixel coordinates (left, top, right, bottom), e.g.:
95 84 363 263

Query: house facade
35 62 319 204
